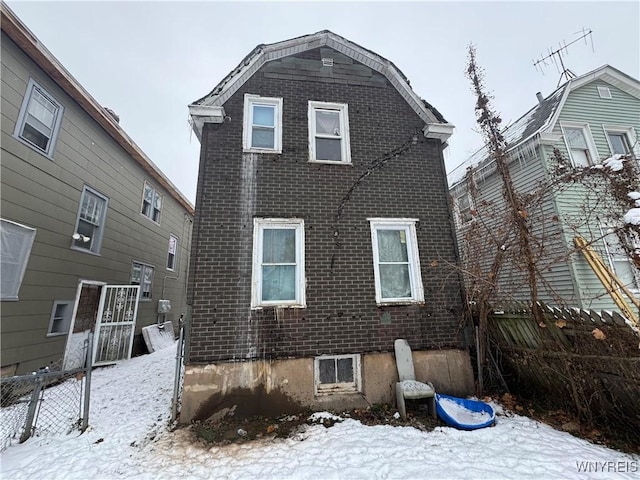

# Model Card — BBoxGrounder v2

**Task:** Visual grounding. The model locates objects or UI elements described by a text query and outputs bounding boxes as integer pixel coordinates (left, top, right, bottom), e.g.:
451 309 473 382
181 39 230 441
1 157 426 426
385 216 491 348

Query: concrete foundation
180 349 474 423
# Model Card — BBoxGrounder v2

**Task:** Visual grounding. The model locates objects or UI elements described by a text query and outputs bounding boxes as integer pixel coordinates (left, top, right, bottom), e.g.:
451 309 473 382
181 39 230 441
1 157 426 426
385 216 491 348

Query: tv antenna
533 28 594 87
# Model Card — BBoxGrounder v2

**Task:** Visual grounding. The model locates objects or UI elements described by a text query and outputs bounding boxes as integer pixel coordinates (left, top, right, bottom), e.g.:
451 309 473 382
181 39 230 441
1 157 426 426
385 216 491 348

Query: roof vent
597 86 612 99
322 57 334 67
536 92 544 104
104 107 120 123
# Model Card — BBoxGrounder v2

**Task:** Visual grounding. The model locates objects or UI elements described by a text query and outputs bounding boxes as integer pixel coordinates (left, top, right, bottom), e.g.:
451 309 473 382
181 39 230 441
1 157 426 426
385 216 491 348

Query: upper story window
167 234 178 271
141 182 162 224
369 219 424 305
456 192 473 224
603 126 637 158
243 94 283 153
13 79 64 159
131 261 154 299
251 218 305 308
0 219 36 301
561 123 598 167
308 101 351 164
72 186 108 254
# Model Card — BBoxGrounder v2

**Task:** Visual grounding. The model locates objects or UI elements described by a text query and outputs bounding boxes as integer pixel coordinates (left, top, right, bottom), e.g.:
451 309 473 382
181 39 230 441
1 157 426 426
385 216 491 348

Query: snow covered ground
1 343 638 480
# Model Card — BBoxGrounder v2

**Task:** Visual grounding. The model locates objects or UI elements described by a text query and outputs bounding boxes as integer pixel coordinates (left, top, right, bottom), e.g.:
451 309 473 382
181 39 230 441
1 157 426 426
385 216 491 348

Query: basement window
314 354 361 395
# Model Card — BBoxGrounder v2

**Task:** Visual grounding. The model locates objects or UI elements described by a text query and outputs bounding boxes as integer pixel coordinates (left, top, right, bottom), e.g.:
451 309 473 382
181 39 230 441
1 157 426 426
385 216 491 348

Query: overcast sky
7 1 639 204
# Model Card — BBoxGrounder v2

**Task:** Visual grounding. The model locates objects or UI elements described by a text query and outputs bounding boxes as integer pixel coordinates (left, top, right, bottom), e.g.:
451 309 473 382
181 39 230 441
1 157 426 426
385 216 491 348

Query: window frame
251 218 305 309
141 181 162 224
560 122 599 167
167 234 178 271
242 94 283 153
131 261 154 300
369 218 424 305
456 191 474 225
600 225 640 295
13 78 64 159
314 354 362 395
0 218 36 301
602 125 638 158
47 300 74 336
71 186 108 255
308 101 351 165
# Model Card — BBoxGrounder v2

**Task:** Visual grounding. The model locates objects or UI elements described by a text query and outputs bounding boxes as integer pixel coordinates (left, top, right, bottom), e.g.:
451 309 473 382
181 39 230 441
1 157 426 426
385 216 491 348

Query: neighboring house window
0 219 36 301
603 126 637 157
562 123 598 167
601 226 639 294
243 94 283 153
47 300 73 336
131 262 154 299
308 101 351 164
456 192 473 224
251 218 305 308
13 78 64 158
167 234 178 271
314 354 361 395
141 182 162 223
72 186 108 254
369 219 424 305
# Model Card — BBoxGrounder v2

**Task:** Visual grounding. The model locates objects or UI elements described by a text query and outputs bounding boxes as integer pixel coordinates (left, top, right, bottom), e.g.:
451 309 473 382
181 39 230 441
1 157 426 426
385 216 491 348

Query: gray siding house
450 65 640 314
182 31 473 423
0 4 194 376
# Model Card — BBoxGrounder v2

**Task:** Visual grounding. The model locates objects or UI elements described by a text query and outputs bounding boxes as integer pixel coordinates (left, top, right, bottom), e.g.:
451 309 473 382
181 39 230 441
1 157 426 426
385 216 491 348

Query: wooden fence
486 302 639 441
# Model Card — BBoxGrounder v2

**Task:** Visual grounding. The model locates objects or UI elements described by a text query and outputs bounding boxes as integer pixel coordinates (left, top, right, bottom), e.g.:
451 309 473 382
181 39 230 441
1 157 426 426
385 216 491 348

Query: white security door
93 285 140 366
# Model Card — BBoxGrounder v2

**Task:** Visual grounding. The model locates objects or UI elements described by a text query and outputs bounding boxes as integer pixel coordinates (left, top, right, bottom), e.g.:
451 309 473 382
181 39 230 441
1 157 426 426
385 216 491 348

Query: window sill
251 303 306 310
70 246 101 256
315 388 360 396
47 332 68 338
308 159 352 166
140 213 161 226
243 148 282 154
376 299 425 307
1 297 19 302
13 134 55 160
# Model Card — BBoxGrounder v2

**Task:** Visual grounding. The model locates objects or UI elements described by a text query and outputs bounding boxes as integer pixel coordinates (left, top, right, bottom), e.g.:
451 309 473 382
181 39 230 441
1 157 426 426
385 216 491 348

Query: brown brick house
182 31 472 422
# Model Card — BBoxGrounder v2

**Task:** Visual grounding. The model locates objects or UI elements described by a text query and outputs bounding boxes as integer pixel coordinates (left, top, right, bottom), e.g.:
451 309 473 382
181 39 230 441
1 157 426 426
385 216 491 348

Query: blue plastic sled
435 393 495 430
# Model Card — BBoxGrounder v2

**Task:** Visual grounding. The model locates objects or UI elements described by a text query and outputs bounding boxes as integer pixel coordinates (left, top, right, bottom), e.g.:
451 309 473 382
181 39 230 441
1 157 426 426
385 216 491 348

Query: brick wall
188 47 465 363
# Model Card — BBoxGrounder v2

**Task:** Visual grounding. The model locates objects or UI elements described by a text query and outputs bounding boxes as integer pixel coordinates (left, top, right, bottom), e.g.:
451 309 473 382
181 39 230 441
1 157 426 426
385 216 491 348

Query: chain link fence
0 335 93 451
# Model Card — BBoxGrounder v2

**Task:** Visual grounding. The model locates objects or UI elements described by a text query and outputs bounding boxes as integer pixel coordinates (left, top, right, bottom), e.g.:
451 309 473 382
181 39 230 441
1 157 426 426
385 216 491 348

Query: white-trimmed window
251 218 305 308
601 226 639 294
369 219 424 305
314 354 361 395
561 123 598 167
13 78 64 158
141 182 162 223
308 101 351 164
1 219 36 301
456 191 473 224
72 186 108 254
167 234 178 271
47 300 73 336
603 126 637 157
243 94 283 153
131 262 154 299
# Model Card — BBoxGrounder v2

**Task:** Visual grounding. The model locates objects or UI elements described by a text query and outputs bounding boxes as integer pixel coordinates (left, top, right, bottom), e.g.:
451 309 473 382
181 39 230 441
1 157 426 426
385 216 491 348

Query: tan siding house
1 3 194 375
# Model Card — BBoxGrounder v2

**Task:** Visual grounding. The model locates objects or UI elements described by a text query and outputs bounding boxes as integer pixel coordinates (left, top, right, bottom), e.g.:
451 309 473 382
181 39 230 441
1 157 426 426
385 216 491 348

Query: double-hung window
456 192 473 224
72 186 108 254
0 219 36 301
562 123 598 167
141 182 162 223
251 218 305 308
14 79 64 158
314 354 362 395
131 262 154 299
243 95 283 153
603 126 637 158
369 219 424 305
308 101 351 164
167 234 178 271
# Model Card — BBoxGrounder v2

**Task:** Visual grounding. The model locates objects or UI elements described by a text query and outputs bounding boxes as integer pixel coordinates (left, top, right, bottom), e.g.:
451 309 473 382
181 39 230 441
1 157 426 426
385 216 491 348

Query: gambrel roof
449 65 640 186
188 30 454 142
